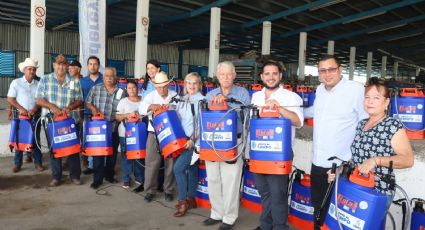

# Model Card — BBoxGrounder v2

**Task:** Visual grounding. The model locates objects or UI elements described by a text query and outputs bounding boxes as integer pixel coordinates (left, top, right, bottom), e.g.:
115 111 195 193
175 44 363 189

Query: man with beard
80 56 103 174
85 67 125 189
251 60 303 230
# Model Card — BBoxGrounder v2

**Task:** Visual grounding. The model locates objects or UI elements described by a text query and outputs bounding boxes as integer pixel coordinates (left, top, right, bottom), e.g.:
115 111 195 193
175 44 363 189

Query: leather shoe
35 164 45 172
12 165 21 173
83 168 93 175
90 182 102 189
203 218 221 226
49 179 60 187
164 193 174 202
186 197 197 209
133 184 144 193
253 227 262 230
144 193 155 203
71 178 81 185
219 222 234 230
24 156 32 163
174 200 189 217
106 177 118 183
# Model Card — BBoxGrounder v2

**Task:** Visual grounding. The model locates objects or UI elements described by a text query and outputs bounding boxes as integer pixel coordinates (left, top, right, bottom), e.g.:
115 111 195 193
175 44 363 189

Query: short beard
264 82 280 90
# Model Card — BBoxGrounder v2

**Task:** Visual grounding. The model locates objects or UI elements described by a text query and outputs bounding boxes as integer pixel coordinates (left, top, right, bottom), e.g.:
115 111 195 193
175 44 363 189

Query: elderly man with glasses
310 55 368 229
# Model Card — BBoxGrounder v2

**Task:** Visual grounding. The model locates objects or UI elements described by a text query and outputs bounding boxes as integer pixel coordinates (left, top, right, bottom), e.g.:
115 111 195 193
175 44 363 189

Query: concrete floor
0 98 266 230
0 154 267 230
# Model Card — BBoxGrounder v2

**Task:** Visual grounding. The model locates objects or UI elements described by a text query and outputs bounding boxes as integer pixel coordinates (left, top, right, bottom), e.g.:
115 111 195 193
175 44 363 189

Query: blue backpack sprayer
322 157 412 230
288 167 315 229
36 113 81 158
8 115 35 153
125 113 148 160
83 113 113 157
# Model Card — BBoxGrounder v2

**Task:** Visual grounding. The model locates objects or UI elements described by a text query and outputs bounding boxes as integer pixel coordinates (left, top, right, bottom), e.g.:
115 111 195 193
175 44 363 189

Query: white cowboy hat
18 58 39 73
152 71 172 87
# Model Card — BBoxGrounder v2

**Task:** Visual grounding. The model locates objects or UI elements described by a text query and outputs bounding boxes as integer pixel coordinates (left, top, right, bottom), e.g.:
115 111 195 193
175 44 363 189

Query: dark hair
87 56 100 65
318 54 341 67
126 79 138 87
365 77 390 98
143 59 161 90
262 59 282 73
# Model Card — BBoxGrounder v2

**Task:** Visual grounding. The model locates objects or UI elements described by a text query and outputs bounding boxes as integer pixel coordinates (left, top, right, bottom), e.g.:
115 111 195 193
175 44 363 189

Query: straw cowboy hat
152 71 172 87
18 58 39 73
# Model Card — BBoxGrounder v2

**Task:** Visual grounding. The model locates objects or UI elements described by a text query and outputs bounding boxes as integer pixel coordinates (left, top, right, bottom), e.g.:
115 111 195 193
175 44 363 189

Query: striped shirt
35 72 83 121
86 83 126 129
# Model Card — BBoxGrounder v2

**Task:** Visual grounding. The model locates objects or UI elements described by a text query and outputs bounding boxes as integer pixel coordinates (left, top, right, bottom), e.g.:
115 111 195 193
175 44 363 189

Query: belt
148 131 155 134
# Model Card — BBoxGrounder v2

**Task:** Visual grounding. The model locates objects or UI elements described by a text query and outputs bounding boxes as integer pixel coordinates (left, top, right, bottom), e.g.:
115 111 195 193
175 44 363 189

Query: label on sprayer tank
328 203 365 230
290 200 314 215
202 132 233 142
250 140 282 152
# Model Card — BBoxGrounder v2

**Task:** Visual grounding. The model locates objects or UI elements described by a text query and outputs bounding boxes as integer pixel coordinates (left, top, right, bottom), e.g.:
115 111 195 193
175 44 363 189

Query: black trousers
310 164 333 230
93 131 119 183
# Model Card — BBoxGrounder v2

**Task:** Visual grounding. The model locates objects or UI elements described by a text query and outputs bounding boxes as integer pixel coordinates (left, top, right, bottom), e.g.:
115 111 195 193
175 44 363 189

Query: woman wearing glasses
328 77 414 213
173 72 204 217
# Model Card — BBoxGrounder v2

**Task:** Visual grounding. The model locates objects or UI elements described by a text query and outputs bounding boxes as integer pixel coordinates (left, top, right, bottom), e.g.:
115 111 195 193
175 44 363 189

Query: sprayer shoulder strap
148 119 163 156
14 118 20 150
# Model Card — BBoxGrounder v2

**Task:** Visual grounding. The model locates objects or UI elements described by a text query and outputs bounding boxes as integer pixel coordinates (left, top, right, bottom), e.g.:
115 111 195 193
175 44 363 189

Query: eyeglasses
318 67 339 75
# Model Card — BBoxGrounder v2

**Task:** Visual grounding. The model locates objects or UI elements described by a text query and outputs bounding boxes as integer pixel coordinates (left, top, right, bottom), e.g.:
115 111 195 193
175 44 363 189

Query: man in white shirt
7 58 44 173
311 55 368 229
138 71 177 203
251 60 303 230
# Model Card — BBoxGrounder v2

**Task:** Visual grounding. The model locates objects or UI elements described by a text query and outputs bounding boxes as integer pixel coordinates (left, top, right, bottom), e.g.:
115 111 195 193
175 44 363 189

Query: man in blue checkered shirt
36 54 83 187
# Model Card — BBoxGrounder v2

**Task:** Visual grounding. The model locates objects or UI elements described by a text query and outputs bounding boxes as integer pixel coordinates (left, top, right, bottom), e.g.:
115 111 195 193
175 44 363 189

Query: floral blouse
351 117 403 195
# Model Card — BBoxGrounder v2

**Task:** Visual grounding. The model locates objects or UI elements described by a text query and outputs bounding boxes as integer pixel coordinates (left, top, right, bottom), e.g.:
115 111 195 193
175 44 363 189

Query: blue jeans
119 137 144 183
173 148 198 201
14 149 42 167
50 152 81 180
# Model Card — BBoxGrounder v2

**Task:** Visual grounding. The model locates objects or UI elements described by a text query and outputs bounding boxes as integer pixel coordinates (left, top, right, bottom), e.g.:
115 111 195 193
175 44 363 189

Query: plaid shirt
35 72 83 121
86 83 125 128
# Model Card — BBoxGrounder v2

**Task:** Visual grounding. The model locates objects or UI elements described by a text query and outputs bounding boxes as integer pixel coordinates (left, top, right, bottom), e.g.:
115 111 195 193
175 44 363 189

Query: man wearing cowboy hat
7 58 45 173
139 71 178 202
36 54 83 187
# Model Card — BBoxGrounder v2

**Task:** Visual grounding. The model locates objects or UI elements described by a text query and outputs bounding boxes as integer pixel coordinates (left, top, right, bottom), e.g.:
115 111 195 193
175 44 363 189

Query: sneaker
122 181 130 189
135 180 143 185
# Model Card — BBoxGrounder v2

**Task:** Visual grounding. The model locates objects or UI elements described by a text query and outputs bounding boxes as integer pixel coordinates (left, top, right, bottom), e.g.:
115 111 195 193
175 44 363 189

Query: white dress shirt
7 76 38 110
312 78 368 168
138 89 178 132
251 87 304 144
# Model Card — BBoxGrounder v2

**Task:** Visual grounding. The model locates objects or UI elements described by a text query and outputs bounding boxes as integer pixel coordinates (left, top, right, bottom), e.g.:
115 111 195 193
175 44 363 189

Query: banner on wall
79 0 106 75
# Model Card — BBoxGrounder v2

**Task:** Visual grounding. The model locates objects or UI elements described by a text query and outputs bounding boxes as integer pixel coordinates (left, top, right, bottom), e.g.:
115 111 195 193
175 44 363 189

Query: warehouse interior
0 1 425 230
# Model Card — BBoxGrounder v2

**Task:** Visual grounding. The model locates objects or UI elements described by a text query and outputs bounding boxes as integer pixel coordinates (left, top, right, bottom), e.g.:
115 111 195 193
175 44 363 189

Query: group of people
7 53 414 230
